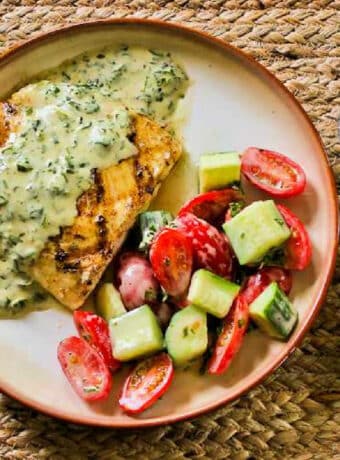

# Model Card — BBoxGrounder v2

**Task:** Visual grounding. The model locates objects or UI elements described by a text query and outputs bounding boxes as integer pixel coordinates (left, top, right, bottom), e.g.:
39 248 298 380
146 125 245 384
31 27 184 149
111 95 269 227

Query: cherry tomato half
119 352 174 414
150 227 193 297
242 267 292 305
208 295 249 375
175 212 233 278
241 147 306 198
277 204 312 270
178 189 244 227
57 336 112 402
73 311 120 373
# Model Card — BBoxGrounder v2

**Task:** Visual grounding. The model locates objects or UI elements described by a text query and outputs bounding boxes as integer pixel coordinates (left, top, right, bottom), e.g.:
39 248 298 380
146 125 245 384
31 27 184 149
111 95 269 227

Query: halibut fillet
0 103 181 309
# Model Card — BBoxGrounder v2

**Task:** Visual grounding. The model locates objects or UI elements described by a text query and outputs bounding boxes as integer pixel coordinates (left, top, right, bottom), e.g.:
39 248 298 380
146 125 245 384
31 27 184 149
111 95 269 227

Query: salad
58 147 312 414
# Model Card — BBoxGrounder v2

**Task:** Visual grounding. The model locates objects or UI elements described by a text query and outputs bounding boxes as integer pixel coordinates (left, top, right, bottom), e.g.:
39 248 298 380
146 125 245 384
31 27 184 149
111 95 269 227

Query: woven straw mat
0 1 339 459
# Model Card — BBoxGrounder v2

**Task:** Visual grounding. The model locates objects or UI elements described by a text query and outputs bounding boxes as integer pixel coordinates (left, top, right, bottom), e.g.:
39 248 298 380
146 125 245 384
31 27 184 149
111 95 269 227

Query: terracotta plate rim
0 19 338 428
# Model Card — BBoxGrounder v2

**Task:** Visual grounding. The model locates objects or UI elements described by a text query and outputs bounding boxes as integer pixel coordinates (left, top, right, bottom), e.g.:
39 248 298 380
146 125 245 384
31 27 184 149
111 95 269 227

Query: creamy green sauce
0 46 188 315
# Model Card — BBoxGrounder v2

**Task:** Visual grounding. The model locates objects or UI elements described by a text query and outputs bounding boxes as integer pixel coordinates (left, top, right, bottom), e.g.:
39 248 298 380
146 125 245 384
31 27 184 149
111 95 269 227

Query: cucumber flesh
137 210 173 251
165 305 208 366
109 305 163 361
187 269 240 318
95 283 126 321
199 151 241 192
249 282 298 340
223 200 291 265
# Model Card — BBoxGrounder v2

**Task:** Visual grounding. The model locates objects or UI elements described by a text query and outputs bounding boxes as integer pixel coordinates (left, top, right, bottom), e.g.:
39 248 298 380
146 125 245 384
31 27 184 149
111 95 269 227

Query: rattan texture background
0 1 339 459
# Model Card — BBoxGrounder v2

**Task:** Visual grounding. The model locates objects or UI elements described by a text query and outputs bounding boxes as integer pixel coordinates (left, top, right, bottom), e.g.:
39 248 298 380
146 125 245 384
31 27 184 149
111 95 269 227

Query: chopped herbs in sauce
0 45 188 315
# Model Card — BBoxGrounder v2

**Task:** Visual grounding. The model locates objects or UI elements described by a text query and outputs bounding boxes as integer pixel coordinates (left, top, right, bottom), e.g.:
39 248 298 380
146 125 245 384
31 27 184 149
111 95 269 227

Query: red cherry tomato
241 147 306 198
119 352 174 414
208 295 249 375
57 336 112 402
73 311 120 373
150 227 193 297
178 189 244 227
242 267 292 305
277 204 312 270
175 213 233 278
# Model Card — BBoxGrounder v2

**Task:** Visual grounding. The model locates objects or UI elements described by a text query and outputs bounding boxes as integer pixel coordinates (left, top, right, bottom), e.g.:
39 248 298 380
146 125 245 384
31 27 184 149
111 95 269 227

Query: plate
0 20 337 427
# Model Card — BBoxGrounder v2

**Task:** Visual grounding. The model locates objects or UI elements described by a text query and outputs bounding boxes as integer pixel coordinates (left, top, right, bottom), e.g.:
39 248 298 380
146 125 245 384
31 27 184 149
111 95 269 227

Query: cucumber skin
250 282 298 340
138 211 173 251
165 305 208 367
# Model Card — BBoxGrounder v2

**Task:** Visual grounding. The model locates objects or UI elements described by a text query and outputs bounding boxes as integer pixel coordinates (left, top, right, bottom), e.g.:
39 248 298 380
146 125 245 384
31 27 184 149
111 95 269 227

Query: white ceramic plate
0 20 337 427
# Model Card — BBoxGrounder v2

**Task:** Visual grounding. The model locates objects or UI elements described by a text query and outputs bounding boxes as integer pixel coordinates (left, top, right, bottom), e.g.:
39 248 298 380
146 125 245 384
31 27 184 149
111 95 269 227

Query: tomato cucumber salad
58 147 311 414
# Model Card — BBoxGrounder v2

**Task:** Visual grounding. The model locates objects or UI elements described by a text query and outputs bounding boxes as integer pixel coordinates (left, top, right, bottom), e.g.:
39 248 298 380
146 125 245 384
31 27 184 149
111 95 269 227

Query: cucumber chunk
187 269 240 318
165 305 208 366
109 305 163 361
249 282 298 340
137 210 173 251
199 151 241 192
223 200 291 265
95 283 126 321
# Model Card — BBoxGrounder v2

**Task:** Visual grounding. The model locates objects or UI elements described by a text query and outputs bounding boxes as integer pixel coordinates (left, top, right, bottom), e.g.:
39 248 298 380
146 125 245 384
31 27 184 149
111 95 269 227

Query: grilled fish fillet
0 103 181 309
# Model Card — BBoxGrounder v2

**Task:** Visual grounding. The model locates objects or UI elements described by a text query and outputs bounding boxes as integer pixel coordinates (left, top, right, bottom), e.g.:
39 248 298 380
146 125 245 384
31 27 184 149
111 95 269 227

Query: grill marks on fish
31 114 181 309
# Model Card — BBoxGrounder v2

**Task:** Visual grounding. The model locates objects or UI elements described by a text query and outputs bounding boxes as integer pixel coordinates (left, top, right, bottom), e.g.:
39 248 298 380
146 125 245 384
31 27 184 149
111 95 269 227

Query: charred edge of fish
127 128 136 145
61 261 80 273
142 166 155 195
91 169 105 203
145 185 154 194
55 249 68 262
74 233 86 240
135 160 155 197
95 214 108 250
135 160 144 179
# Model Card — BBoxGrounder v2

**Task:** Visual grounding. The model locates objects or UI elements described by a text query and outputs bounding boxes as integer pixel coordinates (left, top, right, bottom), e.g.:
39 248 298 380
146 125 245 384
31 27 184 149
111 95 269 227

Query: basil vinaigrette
0 46 189 315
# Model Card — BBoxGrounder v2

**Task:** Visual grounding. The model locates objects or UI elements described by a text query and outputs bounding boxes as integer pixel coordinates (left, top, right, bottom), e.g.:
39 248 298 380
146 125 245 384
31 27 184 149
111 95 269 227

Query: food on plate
95 283 126 321
165 305 208 366
178 188 244 227
57 336 112 401
56 144 310 412
0 42 311 414
32 115 181 309
187 269 240 318
0 46 188 315
199 151 241 192
223 200 291 265
242 267 292 305
73 310 120 372
208 294 249 375
119 353 174 414
249 282 298 339
149 227 193 297
109 305 164 361
137 211 173 252
175 212 234 278
241 147 306 198
276 204 312 270
116 253 159 310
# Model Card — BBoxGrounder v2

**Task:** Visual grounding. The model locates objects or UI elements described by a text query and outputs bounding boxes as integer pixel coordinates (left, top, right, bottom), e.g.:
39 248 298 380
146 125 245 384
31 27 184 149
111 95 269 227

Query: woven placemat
0 1 339 459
